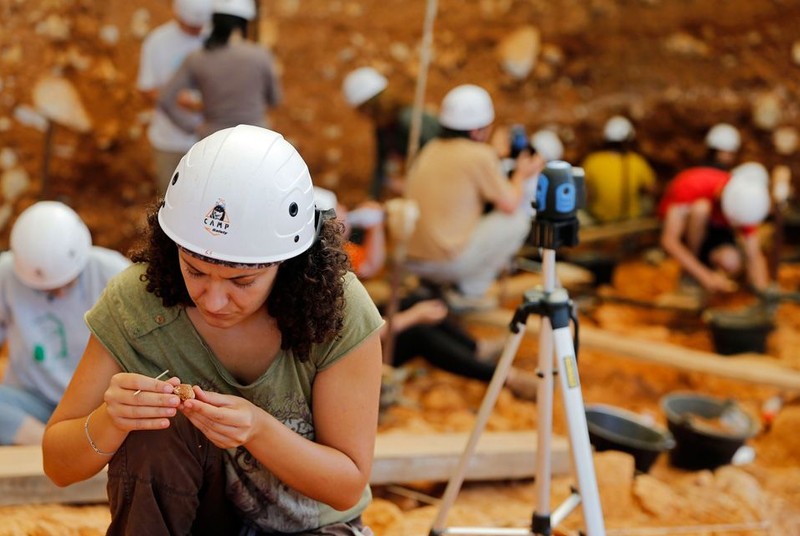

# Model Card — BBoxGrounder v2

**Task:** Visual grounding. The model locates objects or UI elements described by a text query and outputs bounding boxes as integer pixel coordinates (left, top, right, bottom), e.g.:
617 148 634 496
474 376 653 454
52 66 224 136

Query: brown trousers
106 413 371 536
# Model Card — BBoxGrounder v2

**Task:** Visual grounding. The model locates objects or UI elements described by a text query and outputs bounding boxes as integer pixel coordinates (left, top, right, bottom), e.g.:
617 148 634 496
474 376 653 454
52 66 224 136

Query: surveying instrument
429 160 606 536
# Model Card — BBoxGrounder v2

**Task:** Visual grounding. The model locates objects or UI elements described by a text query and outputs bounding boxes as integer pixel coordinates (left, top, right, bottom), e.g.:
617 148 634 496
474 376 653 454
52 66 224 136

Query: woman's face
178 250 279 328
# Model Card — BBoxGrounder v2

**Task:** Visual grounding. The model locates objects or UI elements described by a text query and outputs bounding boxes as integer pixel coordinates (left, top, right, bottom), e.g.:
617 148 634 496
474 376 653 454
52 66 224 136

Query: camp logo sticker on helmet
203 199 230 236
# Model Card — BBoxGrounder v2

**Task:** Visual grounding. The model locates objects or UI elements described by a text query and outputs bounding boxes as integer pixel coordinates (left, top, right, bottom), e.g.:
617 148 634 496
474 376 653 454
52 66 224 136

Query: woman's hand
102 372 182 432
407 299 449 325
181 387 260 449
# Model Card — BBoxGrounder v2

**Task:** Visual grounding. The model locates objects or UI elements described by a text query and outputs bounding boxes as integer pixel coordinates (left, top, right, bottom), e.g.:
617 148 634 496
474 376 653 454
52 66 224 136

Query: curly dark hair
129 201 351 362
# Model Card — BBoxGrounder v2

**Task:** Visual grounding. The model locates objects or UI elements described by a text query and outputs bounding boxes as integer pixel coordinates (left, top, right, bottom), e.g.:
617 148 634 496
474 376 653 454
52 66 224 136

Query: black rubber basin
705 308 774 355
585 404 675 473
661 393 759 470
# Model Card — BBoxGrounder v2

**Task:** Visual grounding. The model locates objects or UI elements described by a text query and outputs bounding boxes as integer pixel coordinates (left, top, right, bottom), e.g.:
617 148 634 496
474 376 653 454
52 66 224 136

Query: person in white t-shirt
137 0 213 195
0 202 131 445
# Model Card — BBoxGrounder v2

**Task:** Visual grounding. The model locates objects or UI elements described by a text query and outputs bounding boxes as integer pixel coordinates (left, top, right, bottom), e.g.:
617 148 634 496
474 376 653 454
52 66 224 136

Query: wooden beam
371 431 569 485
464 308 800 390
577 218 661 244
0 431 569 506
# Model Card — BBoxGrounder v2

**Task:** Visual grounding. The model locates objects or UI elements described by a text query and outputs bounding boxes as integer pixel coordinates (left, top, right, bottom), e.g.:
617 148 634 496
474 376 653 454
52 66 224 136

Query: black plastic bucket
705 308 774 355
585 404 675 473
661 393 758 470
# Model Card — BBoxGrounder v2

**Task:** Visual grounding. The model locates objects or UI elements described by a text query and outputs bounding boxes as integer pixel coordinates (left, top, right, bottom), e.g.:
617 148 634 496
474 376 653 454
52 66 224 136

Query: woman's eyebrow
181 255 259 280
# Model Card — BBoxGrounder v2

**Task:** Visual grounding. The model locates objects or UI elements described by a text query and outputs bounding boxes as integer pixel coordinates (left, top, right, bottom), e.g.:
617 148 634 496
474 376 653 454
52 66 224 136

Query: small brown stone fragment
174 384 195 401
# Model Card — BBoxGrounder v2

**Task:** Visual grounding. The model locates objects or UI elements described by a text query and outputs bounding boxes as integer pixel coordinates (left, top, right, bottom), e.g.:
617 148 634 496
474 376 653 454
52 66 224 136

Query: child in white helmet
43 126 383 535
137 0 213 194
0 202 130 445
658 162 771 292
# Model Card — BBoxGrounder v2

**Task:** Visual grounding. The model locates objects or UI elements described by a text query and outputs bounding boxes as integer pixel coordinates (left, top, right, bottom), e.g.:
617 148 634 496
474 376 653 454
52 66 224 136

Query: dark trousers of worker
106 413 371 536
393 321 495 383
106 412 241 536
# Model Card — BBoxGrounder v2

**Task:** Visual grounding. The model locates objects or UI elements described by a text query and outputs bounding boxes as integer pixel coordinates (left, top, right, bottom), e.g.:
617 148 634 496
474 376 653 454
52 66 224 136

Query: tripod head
529 160 586 250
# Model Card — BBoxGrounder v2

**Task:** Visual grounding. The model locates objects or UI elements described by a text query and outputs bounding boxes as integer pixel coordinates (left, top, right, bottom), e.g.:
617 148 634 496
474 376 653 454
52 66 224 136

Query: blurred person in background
659 162 772 293
403 84 544 312
137 0 213 195
703 122 741 170
158 0 282 140
581 115 658 224
0 202 130 445
342 66 441 200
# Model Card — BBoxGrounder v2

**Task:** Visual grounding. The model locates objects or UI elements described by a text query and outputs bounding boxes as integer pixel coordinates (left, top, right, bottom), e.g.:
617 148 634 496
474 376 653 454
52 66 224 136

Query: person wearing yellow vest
581 115 658 223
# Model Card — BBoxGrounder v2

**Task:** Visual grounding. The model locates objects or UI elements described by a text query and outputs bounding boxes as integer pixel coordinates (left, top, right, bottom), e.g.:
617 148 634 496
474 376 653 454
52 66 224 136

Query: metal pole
406 0 438 170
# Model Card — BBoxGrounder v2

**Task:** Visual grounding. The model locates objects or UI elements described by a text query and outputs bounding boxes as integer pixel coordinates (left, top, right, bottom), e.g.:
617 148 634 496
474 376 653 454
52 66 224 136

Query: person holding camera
403 84 544 312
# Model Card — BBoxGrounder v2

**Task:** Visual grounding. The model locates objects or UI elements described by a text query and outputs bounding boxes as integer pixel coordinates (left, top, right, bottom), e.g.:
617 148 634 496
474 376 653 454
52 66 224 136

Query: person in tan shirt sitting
403 84 544 311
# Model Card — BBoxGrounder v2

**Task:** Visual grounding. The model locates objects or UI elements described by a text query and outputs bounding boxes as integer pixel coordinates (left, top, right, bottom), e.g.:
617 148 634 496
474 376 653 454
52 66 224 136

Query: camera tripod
429 163 606 536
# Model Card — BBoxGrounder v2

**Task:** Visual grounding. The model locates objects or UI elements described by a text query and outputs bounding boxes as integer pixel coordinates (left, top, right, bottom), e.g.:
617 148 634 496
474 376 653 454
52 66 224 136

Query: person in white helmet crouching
658 161 772 293
403 84 545 312
42 125 383 536
0 202 130 445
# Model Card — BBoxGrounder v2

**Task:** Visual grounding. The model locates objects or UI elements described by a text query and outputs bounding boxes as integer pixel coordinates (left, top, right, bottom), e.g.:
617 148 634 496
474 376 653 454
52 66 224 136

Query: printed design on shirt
225 393 319 532
32 312 68 363
203 199 230 236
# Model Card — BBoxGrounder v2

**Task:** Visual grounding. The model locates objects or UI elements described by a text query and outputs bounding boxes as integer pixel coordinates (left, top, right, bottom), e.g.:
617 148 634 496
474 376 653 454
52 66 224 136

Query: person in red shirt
658 162 771 292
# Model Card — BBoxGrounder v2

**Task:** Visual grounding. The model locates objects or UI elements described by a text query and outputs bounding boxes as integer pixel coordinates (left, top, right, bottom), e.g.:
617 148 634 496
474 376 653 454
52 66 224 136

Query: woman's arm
157 58 203 134
43 335 181 486
741 231 769 291
180 331 383 510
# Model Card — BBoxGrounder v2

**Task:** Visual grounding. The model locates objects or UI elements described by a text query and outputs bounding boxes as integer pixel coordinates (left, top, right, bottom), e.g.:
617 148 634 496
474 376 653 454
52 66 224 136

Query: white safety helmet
729 161 769 188
174 0 213 27
439 84 495 131
342 67 388 108
159 125 317 264
705 123 741 153
530 129 564 161
603 115 634 142
212 0 256 20
313 187 338 212
10 201 92 290
721 173 771 227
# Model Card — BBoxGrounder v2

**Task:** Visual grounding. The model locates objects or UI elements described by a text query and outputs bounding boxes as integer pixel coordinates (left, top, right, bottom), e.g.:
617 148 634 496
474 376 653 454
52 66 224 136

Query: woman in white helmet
158 0 282 139
0 202 130 446
403 84 544 311
42 126 383 535
580 115 658 223
658 161 771 293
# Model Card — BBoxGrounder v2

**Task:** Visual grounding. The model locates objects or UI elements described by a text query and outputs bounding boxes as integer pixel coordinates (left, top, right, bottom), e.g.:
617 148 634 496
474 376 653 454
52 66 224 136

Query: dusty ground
1 0 800 534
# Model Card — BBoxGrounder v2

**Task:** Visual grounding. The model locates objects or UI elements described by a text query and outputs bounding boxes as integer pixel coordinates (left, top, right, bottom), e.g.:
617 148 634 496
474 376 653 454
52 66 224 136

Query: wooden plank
464 308 800 390
0 431 569 506
0 446 108 506
371 431 569 485
577 218 661 244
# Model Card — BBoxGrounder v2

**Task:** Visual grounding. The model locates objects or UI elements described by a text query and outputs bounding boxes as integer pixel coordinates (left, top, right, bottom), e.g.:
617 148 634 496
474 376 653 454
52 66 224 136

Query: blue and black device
529 160 586 249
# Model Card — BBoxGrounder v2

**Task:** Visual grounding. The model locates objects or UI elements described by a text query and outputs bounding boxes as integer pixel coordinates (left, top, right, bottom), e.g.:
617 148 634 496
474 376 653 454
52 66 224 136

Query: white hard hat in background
730 161 769 187
530 129 564 161
313 187 338 211
212 0 256 20
342 67 388 107
603 115 635 142
721 175 771 227
705 123 741 152
173 0 213 27
439 84 495 131
10 201 92 290
159 125 316 264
